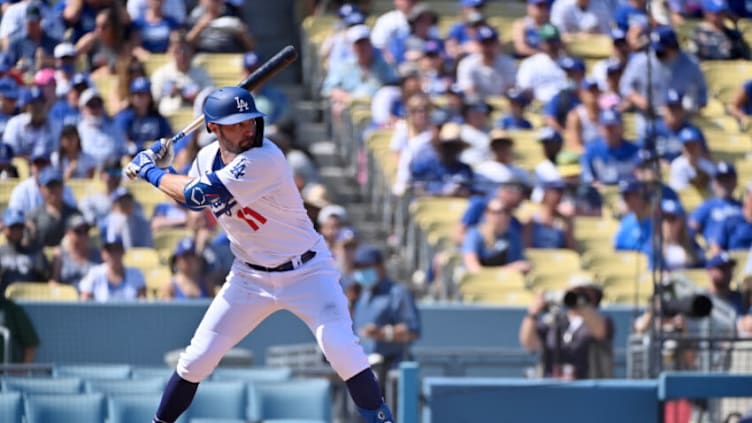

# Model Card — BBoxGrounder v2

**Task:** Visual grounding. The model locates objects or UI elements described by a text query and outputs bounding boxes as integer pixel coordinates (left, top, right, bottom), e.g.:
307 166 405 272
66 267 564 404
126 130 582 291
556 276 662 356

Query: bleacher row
301 4 752 306
0 365 330 423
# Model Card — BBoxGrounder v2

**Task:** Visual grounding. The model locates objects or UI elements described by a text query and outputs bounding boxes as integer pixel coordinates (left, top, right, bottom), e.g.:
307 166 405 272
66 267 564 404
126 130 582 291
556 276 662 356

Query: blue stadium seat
2 377 82 394
211 367 292 382
0 392 22 422
54 364 132 379
262 420 328 423
85 377 165 394
249 379 331 421
131 366 175 381
108 393 189 423
24 393 106 423
186 380 246 420
189 419 247 423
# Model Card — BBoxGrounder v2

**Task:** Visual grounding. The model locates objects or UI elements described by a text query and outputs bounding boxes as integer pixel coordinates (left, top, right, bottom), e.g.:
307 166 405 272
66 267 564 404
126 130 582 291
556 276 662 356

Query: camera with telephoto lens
656 280 713 319
543 288 595 311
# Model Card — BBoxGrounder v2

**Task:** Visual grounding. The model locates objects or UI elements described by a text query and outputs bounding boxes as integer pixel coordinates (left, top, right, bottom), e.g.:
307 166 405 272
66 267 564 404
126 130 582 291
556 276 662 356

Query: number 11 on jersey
236 207 267 231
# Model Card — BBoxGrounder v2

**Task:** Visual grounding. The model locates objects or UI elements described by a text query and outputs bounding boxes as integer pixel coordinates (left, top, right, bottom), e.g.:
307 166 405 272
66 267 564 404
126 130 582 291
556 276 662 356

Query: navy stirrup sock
153 371 199 423
345 368 383 410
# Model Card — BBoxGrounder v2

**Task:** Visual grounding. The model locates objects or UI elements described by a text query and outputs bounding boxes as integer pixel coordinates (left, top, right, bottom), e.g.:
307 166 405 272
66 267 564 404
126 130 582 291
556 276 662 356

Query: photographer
519 277 614 379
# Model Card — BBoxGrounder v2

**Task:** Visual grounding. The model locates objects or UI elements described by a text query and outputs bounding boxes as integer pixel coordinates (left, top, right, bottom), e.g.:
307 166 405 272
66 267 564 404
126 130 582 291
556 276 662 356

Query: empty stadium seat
131 366 175 381
24 393 106 423
249 379 331 422
108 393 189 423
186 380 246 420
123 247 161 270
526 249 583 277
4 282 79 301
211 367 292 382
85 377 165 394
0 392 22 423
54 364 132 379
2 377 82 394
144 266 172 298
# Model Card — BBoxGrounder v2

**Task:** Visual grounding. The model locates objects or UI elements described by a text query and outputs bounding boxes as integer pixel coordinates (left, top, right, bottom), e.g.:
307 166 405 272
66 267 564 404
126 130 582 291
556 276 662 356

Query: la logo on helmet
235 96 249 112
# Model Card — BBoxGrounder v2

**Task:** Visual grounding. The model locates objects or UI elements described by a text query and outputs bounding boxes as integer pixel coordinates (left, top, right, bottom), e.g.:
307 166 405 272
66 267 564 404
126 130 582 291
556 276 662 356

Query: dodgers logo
230 160 246 178
235 96 249 112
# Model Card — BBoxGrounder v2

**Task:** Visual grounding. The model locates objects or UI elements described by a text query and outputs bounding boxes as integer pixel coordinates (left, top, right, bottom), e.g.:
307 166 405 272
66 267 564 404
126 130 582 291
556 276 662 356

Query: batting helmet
203 86 265 146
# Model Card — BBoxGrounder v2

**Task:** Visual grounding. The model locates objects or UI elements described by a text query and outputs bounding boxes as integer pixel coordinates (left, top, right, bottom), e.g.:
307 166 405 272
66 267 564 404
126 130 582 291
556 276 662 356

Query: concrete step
297 122 328 146
293 100 324 124
308 141 339 168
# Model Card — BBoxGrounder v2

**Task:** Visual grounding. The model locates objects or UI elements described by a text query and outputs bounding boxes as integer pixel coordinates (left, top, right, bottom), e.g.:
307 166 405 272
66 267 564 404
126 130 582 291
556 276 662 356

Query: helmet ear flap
254 117 265 147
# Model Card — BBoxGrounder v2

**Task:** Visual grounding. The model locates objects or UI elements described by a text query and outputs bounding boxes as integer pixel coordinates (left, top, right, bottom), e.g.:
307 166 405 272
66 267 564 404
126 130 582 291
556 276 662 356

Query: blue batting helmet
203 86 265 129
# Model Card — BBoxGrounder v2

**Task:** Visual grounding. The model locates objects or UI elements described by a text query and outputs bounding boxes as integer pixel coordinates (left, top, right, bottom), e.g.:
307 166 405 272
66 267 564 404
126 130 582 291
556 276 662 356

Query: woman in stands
648 199 705 271
161 238 211 300
76 8 135 77
462 198 532 274
523 180 576 250
49 214 100 288
51 125 97 180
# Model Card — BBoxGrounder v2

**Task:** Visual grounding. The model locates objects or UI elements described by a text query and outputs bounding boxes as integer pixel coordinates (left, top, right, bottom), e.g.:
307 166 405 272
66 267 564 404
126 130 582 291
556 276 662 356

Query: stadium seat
0 392 22 423
673 269 711 289
54 364 132 379
84 377 164 394
1 377 82 394
24 393 106 423
458 268 527 293
131 366 175 381
211 367 292 382
123 247 161 270
565 34 613 58
189 419 247 423
108 393 188 423
144 266 172 298
154 228 194 252
66 179 104 202
248 379 331 422
186 380 246 420
11 158 28 179
472 289 537 306
525 249 583 277
4 282 78 301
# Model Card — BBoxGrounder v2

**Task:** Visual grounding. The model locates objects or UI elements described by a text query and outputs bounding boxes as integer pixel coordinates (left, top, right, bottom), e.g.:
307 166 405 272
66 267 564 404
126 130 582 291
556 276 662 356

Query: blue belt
246 250 316 272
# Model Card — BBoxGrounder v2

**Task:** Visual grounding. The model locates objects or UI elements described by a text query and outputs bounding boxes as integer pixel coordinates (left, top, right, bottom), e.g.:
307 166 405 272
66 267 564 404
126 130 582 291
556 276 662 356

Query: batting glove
148 138 175 169
124 150 166 187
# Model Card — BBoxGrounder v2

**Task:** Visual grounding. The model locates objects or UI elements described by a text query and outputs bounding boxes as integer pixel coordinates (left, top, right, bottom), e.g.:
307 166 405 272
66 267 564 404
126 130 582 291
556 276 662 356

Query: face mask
59 63 75 75
353 267 378 288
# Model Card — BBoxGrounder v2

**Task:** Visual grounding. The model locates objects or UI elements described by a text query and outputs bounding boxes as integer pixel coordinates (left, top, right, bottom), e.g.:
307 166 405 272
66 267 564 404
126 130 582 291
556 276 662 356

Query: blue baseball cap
599 109 622 125
505 87 530 104
664 89 684 106
423 39 443 55
38 166 63 186
678 127 703 144
20 86 45 107
337 3 359 18
109 186 133 203
173 237 197 257
706 252 736 269
528 0 548 5
541 179 567 190
637 148 659 166
462 0 486 7
71 72 89 89
558 56 585 73
660 198 684 216
651 26 679 52
30 144 50 163
0 143 13 164
129 76 151 94
610 28 627 42
0 52 12 73
619 179 643 195
0 77 19 99
2 208 25 227
336 227 359 244
353 244 384 266
475 25 498 42
537 127 563 143
606 58 624 74
702 0 728 13
343 11 366 26
580 78 600 90
714 161 736 178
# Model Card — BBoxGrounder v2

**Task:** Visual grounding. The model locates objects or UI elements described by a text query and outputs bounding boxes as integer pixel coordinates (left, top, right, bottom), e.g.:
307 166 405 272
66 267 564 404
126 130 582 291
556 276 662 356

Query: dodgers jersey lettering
188 139 321 267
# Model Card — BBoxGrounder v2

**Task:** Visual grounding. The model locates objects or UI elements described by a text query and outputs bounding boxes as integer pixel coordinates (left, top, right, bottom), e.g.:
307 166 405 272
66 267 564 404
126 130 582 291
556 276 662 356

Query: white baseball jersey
188 138 322 268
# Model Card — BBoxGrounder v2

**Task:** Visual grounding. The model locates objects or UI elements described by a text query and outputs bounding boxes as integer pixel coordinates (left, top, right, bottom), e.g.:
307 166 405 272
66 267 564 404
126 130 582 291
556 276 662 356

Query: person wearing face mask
76 87 127 167
351 244 421 390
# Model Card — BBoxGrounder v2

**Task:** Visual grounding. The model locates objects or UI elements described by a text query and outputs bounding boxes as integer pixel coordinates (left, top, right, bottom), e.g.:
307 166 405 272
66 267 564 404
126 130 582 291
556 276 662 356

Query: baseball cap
664 89 684 107
475 25 498 42
408 4 438 24
346 24 371 43
423 39 443 56
54 42 76 59
242 52 260 69
38 167 63 186
462 98 492 115
715 161 736 178
109 186 133 203
703 0 728 13
129 76 151 94
71 72 89 90
65 214 89 232
34 68 56 86
538 23 561 42
2 208 25 227
537 127 563 143
430 107 452 126
343 11 366 27
21 86 45 107
78 87 102 108
706 252 736 269
505 87 531 104
462 0 486 7
610 28 627 42
337 3 359 18
466 10 486 25
637 148 659 166
528 0 548 5
599 109 622 125
678 127 703 144
302 183 331 209
580 78 600 91
556 151 582 177
0 77 19 100
317 204 348 225
606 59 624 75
353 244 384 266
660 198 684 216
650 26 679 52
0 143 13 165
25 2 42 21
173 237 197 258
102 234 124 250
336 227 359 245
439 122 469 145
489 128 514 145
558 56 585 73
541 179 566 190
619 179 643 195
30 144 50 163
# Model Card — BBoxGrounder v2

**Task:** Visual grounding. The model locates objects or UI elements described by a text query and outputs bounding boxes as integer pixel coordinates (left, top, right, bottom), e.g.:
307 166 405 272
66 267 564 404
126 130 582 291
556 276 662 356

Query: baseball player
125 86 394 423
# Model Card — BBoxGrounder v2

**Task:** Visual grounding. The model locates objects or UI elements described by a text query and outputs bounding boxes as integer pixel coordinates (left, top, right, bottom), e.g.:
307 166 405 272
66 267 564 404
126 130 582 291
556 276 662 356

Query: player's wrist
142 165 166 187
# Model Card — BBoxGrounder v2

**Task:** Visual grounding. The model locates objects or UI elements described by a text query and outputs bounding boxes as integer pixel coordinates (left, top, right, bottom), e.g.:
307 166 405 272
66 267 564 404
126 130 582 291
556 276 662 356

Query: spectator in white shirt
589 28 631 91
669 127 716 191
551 0 612 37
459 98 492 167
370 0 417 50
8 148 77 212
474 128 532 193
79 235 146 302
517 23 569 103
456 25 517 99
76 88 127 167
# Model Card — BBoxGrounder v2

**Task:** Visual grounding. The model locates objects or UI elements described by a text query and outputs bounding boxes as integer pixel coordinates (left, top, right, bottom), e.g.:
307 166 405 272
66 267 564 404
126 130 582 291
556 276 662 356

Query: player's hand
148 137 175 168
124 149 157 180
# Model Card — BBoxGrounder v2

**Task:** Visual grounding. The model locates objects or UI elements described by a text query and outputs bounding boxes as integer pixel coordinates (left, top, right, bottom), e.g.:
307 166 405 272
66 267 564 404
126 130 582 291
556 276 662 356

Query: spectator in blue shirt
445 2 486 59
79 235 147 302
463 198 531 273
410 122 475 198
543 56 585 132
705 252 746 315
132 0 180 54
77 88 127 167
633 148 680 203
0 77 19 138
710 184 752 253
6 3 58 71
114 77 173 156
3 86 57 158
511 0 551 58
351 244 421 387
496 88 533 130
614 179 653 252
523 180 576 249
613 0 648 34
49 72 88 129
581 109 640 186
689 161 742 242
647 198 705 271
642 89 708 162
729 79 752 130
456 174 527 246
